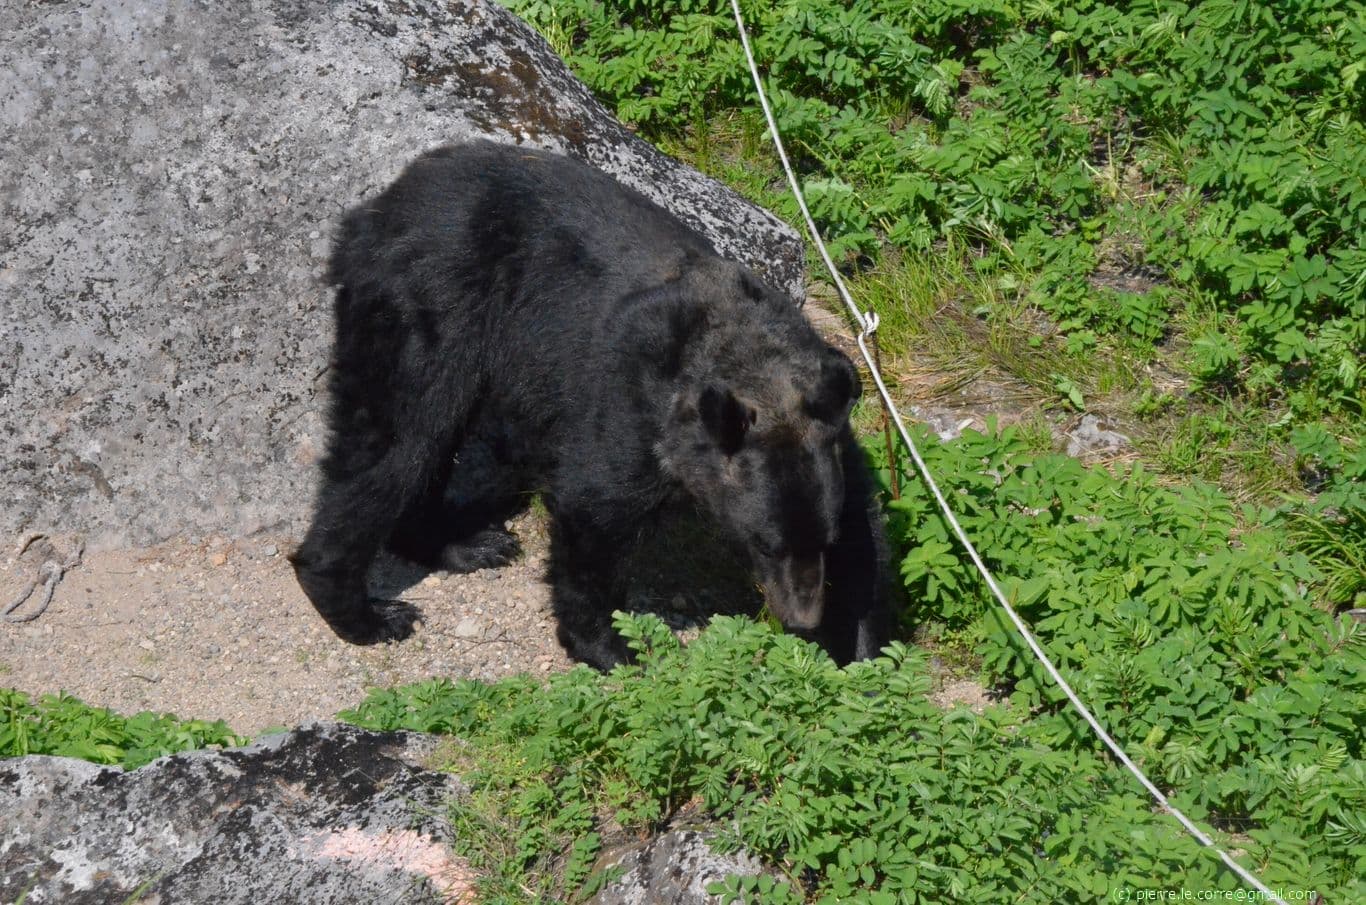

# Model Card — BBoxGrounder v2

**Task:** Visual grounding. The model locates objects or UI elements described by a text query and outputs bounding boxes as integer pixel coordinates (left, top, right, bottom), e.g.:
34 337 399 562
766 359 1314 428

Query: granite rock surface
0 722 468 904
0 0 804 548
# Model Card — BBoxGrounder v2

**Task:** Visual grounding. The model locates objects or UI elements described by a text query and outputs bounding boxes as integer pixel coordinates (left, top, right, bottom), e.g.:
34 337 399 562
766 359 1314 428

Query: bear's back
330 141 715 316
323 141 826 460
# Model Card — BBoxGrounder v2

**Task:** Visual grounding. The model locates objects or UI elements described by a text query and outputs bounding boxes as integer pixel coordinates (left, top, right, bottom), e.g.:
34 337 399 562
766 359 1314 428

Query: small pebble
452 617 483 640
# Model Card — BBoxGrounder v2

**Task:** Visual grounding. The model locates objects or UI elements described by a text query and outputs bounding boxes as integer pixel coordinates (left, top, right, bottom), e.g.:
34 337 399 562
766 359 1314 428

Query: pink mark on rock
305 826 477 903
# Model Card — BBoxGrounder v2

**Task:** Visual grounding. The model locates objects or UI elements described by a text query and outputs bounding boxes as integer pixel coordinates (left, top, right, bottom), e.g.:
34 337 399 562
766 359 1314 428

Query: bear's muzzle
759 552 826 631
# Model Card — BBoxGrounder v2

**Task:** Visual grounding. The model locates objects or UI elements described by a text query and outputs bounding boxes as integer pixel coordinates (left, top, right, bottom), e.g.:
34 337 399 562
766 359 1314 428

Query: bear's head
655 264 862 634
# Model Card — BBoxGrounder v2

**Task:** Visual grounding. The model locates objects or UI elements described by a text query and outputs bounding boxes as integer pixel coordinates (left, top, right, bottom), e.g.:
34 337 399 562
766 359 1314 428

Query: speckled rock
589 824 776 904
0 0 804 549
1065 413 1131 459
0 722 469 904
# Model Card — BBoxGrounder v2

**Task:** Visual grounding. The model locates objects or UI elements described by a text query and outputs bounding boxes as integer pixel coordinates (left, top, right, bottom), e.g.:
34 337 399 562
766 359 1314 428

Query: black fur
292 141 892 669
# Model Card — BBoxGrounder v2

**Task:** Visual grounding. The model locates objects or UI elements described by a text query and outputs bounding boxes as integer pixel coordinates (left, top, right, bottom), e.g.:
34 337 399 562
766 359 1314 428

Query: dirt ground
0 514 561 735
0 505 995 735
0 503 781 735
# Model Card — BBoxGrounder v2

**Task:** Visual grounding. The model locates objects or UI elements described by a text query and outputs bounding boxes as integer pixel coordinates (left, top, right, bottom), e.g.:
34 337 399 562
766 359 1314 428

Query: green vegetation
332 425 1365 901
512 0 1363 430
0 689 245 769
510 0 1364 520
343 560 1364 900
875 427 1364 884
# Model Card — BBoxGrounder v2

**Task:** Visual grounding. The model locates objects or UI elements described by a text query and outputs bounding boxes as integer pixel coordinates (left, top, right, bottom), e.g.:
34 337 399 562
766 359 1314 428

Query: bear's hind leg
387 499 522 573
386 437 525 573
294 367 465 645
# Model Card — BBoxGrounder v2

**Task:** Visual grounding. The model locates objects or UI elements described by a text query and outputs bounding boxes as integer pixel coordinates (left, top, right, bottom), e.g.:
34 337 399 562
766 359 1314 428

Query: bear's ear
803 347 860 424
736 267 770 303
699 384 756 455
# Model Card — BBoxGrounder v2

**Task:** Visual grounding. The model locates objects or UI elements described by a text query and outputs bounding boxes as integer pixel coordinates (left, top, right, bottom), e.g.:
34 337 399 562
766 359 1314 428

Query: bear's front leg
292 436 442 645
292 527 421 645
546 509 635 671
816 430 894 663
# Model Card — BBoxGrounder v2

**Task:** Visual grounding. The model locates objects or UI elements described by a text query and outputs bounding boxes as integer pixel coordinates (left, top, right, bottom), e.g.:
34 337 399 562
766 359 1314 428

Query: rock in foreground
0 723 467 904
589 823 776 904
0 721 770 904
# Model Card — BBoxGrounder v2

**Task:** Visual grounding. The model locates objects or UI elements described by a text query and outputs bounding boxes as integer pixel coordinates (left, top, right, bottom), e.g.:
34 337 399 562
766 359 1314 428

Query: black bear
292 140 891 670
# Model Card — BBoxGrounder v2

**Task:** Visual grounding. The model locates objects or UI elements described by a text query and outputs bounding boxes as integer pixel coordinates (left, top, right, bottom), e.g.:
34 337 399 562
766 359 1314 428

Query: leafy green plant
869 424 1364 894
0 689 244 769
1051 373 1085 410
1277 438 1366 609
1189 330 1242 385
342 601 1362 901
507 0 1365 430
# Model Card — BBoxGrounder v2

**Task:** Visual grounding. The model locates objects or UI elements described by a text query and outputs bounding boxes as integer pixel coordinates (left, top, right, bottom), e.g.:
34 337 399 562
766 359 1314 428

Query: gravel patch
0 513 575 735
0 507 765 735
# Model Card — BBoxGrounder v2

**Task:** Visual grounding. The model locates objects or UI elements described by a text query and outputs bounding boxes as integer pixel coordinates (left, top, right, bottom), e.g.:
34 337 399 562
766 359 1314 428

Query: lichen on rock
0 0 804 549
0 723 466 904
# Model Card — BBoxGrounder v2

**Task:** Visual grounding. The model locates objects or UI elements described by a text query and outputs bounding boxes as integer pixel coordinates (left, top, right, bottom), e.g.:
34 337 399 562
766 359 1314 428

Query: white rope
726 2 1289 901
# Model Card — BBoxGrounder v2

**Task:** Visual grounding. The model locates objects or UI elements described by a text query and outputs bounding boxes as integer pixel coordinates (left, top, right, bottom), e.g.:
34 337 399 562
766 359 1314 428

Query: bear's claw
324 599 422 645
438 527 520 573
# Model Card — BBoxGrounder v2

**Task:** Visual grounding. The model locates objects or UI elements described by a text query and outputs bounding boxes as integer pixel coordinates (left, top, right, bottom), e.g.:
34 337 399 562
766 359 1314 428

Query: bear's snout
759 552 826 631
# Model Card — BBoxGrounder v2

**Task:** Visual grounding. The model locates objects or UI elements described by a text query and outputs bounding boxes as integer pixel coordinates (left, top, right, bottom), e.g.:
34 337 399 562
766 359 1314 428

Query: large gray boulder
0 723 470 904
0 0 805 548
